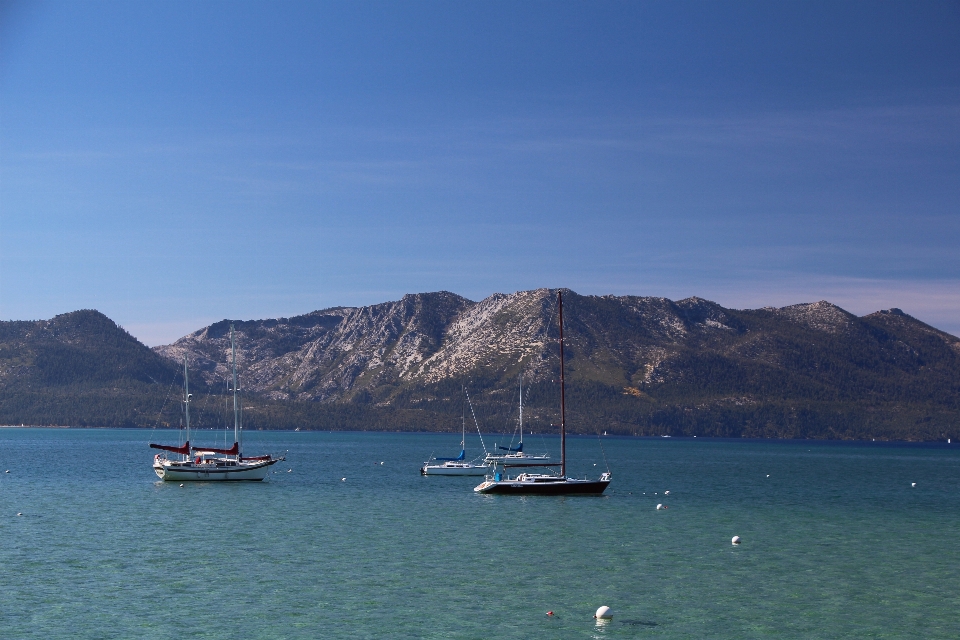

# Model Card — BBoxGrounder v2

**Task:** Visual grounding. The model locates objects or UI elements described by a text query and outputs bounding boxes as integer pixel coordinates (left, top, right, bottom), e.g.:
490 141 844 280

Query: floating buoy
664 490 670 495
656 503 663 510
911 482 916 487
766 474 770 478
380 461 384 465
546 611 554 616
732 536 741 545
179 484 184 487
595 606 613 619
17 512 22 516
288 469 292 473
341 478 346 482
4 470 9 473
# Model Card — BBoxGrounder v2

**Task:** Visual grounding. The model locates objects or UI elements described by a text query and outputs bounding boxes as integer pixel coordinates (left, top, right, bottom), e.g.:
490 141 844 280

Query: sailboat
150 324 283 481
421 391 491 476
475 291 611 495
483 375 551 469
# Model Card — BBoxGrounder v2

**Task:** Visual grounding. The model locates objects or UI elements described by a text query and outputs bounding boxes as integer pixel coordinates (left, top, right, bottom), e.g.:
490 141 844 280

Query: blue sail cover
435 449 466 462
498 442 523 452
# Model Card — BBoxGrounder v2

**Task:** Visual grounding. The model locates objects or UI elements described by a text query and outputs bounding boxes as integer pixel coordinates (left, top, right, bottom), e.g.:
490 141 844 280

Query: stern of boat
474 480 496 493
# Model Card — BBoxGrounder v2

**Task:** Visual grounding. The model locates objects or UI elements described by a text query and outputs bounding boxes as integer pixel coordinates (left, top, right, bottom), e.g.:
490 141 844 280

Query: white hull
421 462 490 476
154 458 278 481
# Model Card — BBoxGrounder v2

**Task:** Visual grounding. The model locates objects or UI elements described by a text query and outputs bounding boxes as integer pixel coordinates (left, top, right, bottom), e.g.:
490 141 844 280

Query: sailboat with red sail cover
151 324 283 481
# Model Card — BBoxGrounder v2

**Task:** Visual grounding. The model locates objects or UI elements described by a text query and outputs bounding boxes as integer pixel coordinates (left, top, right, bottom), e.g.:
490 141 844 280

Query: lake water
1 428 958 639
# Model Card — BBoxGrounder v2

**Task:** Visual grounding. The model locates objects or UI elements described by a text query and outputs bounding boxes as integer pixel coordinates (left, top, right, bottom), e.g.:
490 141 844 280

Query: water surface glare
1 429 958 638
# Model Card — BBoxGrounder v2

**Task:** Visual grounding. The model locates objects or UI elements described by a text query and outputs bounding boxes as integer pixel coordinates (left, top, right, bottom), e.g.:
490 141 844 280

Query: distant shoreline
1 425 955 447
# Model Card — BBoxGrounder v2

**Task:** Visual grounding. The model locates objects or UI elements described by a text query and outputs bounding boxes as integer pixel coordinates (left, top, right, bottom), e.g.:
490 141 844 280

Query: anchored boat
421 389 491 476
484 375 551 469
150 324 282 481
475 291 611 495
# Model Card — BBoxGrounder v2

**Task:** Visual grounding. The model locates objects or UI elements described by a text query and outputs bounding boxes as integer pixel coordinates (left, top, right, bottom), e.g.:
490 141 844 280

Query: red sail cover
150 441 190 455
194 442 239 456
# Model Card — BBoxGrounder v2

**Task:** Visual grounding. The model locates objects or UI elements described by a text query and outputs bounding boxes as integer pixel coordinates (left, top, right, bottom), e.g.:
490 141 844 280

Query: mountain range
2 289 958 440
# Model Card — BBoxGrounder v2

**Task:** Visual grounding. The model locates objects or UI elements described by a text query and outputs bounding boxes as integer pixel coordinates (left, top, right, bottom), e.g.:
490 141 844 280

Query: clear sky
2 1 959 345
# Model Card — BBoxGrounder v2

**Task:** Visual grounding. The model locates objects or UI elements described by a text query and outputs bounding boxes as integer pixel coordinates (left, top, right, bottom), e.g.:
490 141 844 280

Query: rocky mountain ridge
2 290 958 440
148 289 960 440
153 289 759 401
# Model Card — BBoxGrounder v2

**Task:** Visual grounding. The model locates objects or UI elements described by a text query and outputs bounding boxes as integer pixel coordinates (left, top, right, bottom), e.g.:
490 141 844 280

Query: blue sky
2 1 959 345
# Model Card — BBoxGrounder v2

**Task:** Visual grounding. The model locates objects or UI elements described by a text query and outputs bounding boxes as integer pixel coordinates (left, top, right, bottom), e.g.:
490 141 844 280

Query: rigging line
490 291 561 453
464 386 487 455
191 384 211 433
223 386 229 450
596 432 611 474
499 380 521 450
149 372 180 443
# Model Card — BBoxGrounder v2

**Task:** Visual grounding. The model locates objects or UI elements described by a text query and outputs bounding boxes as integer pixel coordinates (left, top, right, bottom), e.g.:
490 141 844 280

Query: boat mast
231 324 240 458
183 355 191 461
558 290 566 478
519 374 523 447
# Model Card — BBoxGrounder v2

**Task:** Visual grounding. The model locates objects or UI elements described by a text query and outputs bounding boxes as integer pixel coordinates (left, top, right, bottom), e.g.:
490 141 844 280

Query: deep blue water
1 429 958 638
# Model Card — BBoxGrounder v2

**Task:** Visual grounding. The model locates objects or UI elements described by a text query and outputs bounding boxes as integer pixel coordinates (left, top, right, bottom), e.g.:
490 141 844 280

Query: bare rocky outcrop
767 301 857 334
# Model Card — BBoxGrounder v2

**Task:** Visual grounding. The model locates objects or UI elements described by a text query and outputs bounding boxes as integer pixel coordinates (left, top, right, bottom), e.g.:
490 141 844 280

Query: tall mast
519 374 523 446
183 355 191 461
558 290 566 478
231 324 239 457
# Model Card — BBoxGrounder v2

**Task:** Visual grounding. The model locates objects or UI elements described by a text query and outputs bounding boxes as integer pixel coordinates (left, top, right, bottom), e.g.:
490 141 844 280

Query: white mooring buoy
341 477 346 482
656 503 663 510
17 512 22 516
179 484 184 487
732 536 741 545
911 482 916 487
664 490 670 495
595 606 613 620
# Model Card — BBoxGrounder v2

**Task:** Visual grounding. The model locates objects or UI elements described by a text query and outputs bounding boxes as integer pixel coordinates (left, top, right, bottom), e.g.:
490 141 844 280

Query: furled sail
150 441 190 455
194 442 239 456
435 449 466 462
497 442 522 452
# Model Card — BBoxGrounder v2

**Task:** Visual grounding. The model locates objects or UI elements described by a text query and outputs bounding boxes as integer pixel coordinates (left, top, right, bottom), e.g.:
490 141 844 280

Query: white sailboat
151 324 282 481
475 291 611 495
483 375 551 469
421 391 491 476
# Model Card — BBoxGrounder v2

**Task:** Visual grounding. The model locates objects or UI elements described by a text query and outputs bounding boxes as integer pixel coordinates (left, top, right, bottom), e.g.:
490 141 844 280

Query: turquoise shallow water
1 428 958 639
